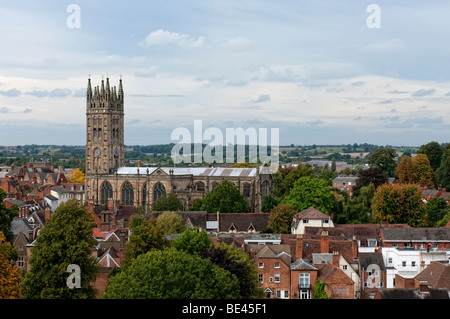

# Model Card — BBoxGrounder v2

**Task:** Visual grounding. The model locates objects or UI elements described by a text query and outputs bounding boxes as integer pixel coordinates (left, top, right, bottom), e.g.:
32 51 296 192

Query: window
258 263 264 268
121 181 134 206
303 219 309 223
153 182 166 202
269 277 273 283
276 290 289 299
243 183 251 198
299 273 310 288
258 274 263 284
388 258 393 264
402 261 406 267
342 265 347 270
368 239 377 247
299 290 311 299
411 261 416 267
142 183 147 207
18 257 24 268
274 263 280 268
195 181 205 192
100 181 113 204
274 273 280 283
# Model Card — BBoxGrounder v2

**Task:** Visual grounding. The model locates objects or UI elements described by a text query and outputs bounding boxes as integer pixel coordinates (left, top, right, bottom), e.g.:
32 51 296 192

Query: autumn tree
67 168 85 183
155 211 186 235
267 203 296 234
395 155 414 184
21 200 97 299
412 153 436 187
0 231 22 299
371 184 428 227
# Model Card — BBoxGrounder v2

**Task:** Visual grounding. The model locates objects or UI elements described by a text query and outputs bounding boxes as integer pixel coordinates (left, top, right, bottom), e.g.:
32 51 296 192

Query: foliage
283 176 334 214
200 242 265 299
435 208 450 227
124 215 168 265
366 148 397 177
417 141 443 171
151 193 183 211
314 279 330 299
425 197 449 226
395 155 414 184
171 227 211 255
0 189 18 244
281 163 315 196
155 211 187 235
267 203 296 234
412 154 437 187
21 200 97 299
0 232 22 299
195 180 248 213
262 194 280 214
103 248 241 299
371 184 428 227
353 167 387 194
436 144 450 189
67 168 85 183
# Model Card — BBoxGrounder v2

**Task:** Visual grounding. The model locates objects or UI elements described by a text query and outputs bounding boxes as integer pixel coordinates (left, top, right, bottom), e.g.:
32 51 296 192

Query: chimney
352 235 358 259
249 249 255 260
332 251 340 268
44 206 52 223
28 230 34 243
419 281 429 293
101 211 110 232
321 230 329 253
137 160 141 168
107 198 115 211
296 234 303 260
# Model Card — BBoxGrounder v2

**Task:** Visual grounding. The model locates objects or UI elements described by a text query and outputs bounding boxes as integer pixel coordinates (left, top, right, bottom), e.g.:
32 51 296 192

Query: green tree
417 141 443 171
197 180 248 213
435 207 450 227
281 163 315 196
172 227 211 255
425 197 448 226
267 203 296 234
0 232 22 299
21 200 97 299
103 248 240 299
366 148 397 177
0 189 18 244
395 155 414 184
412 153 436 187
436 144 450 189
151 193 183 211
371 184 428 227
262 194 280 214
124 215 168 265
155 211 187 235
284 177 334 214
200 242 264 299
314 279 330 299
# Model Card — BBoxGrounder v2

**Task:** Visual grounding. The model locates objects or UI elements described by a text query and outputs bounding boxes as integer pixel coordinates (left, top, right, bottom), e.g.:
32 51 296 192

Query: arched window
142 183 147 207
243 183 251 198
121 181 134 205
261 180 269 199
211 181 219 190
195 181 205 192
100 181 113 204
153 182 166 202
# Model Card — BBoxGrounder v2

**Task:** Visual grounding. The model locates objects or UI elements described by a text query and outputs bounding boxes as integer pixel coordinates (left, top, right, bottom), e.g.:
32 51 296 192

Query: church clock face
114 149 119 157
95 149 101 156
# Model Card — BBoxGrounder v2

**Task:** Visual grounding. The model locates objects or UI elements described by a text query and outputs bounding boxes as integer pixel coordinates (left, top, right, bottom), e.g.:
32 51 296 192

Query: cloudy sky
0 0 449 147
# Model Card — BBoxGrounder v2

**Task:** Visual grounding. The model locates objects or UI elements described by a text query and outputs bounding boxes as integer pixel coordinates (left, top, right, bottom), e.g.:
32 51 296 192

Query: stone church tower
85 76 125 176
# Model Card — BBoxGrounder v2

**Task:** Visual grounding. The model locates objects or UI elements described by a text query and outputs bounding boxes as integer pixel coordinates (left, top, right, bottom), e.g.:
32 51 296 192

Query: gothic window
261 180 269 199
121 181 134 205
153 182 166 202
98 128 102 138
211 181 219 190
93 128 97 138
93 118 97 125
195 181 205 192
142 183 147 207
243 182 251 198
100 181 113 205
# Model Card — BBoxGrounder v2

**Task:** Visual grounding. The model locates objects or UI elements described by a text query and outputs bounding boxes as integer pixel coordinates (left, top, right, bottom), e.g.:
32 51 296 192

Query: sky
0 0 449 147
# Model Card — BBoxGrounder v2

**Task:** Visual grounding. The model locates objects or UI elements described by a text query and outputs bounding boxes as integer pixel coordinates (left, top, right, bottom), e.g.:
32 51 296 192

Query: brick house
381 227 450 250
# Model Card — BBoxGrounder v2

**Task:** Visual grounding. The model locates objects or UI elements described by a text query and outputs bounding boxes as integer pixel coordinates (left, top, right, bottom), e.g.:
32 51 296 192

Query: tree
284 177 334 214
366 148 397 177
124 215 168 265
197 180 248 214
417 141 443 171
267 203 296 234
425 197 448 226
353 167 387 194
395 155 414 184
262 194 279 214
0 189 18 244
67 168 85 183
281 163 315 196
155 211 187 235
314 279 330 299
0 232 22 299
200 242 264 299
151 193 183 211
21 200 97 299
371 184 428 227
412 154 436 187
436 144 450 189
172 227 211 255
103 248 240 299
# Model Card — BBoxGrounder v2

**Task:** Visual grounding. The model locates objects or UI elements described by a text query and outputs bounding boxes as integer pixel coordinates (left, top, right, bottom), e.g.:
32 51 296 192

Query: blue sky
0 1 449 146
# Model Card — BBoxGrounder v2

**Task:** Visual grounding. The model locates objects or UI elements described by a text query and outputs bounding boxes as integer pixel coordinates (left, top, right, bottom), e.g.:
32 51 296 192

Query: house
291 207 334 235
358 252 387 299
332 176 358 194
374 282 449 299
318 258 355 299
381 227 450 250
395 260 450 292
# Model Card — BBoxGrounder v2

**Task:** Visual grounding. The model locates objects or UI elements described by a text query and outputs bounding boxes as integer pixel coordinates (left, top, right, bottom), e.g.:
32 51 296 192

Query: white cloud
138 29 205 48
222 36 251 50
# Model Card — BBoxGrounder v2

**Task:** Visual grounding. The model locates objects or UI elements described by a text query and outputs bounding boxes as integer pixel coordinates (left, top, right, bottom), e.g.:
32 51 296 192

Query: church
84 76 273 212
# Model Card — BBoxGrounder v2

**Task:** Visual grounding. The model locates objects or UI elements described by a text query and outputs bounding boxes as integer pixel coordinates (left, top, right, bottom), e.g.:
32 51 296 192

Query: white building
291 207 334 235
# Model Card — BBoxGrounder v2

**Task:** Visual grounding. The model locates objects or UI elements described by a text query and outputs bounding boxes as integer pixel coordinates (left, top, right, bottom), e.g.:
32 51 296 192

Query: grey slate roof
359 252 386 270
381 228 450 242
377 288 449 299
290 258 318 271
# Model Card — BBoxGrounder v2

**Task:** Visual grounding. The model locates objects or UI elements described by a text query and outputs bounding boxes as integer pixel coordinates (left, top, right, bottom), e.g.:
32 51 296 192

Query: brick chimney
352 235 358 260
321 230 329 253
44 206 52 223
418 281 429 293
296 234 303 259
249 248 255 260
101 210 110 232
332 251 340 268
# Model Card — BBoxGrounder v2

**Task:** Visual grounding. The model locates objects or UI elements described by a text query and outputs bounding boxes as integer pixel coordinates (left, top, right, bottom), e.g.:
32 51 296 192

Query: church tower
85 75 125 176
